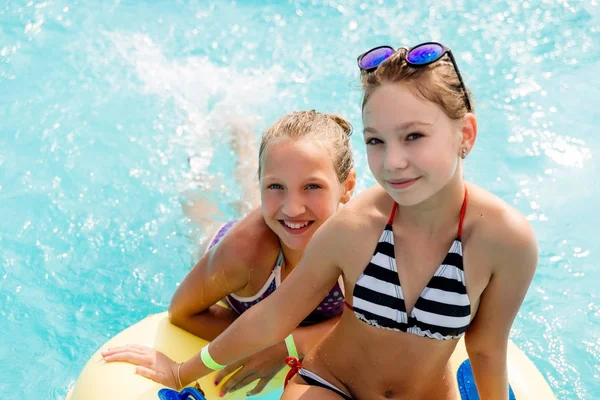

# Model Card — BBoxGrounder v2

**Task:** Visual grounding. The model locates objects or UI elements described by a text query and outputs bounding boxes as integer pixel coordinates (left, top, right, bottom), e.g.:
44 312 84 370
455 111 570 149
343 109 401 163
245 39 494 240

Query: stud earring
461 148 467 159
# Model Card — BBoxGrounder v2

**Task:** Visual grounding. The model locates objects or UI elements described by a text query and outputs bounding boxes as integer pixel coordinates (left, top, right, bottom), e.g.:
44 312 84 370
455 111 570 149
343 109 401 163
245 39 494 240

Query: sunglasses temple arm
447 51 473 113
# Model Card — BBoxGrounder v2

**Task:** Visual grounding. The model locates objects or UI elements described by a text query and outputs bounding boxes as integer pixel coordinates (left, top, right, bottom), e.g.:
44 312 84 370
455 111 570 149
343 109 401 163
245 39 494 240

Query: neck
394 173 466 238
279 243 304 272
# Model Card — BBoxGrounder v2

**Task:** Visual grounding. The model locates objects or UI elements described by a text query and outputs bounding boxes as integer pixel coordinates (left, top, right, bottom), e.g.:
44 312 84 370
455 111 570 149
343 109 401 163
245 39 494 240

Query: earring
461 148 467 159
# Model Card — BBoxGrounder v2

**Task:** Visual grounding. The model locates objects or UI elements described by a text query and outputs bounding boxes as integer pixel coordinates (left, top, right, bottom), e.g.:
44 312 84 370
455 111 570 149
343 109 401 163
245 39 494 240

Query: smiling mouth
389 177 418 183
387 177 420 187
279 220 314 229
279 220 314 232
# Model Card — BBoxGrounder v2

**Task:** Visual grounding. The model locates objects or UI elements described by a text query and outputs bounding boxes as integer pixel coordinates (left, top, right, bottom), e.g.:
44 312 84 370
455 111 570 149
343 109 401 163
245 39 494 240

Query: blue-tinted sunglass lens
406 43 444 65
359 47 395 70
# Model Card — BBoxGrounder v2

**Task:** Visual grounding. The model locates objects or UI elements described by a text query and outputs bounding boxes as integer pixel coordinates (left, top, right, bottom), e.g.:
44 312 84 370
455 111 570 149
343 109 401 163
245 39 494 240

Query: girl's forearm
179 301 286 385
469 352 509 400
169 305 238 341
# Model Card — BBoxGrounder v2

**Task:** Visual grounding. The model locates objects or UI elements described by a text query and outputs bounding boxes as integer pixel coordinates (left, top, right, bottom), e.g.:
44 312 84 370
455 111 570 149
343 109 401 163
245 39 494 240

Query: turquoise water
1 0 598 398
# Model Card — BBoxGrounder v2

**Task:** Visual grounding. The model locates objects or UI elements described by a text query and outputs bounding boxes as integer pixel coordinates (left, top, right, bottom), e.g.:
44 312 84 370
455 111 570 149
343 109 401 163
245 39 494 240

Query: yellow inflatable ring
67 312 286 400
68 312 556 399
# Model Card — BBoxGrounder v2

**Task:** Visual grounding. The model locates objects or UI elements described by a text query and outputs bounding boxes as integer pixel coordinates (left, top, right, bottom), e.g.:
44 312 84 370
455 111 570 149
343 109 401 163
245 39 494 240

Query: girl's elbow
465 335 507 361
168 303 190 328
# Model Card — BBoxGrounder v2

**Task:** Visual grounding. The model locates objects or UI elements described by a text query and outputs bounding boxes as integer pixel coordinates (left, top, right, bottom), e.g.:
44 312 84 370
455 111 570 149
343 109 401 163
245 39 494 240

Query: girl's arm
464 211 538 400
102 191 373 389
169 209 280 340
214 314 341 395
178 214 347 386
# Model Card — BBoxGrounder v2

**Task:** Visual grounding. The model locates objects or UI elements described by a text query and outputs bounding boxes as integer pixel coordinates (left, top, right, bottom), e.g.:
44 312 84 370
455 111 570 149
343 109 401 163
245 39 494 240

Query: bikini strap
457 187 468 239
387 202 398 225
275 248 285 268
269 248 285 287
284 357 302 387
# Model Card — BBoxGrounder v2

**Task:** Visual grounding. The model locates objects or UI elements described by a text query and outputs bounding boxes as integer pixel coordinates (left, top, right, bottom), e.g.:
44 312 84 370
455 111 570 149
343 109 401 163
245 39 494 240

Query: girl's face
260 138 351 251
362 82 464 206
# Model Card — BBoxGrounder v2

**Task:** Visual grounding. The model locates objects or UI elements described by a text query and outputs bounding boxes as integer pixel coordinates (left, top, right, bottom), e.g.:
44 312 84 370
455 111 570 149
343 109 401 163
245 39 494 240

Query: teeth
283 221 310 229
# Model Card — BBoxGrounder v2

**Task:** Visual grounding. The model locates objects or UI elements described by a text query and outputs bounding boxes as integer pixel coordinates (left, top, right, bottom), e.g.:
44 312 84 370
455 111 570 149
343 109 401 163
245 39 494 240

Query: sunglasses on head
357 42 472 113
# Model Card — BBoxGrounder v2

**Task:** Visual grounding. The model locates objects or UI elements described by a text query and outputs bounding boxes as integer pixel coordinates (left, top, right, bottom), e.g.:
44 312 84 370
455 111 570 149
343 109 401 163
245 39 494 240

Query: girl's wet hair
361 48 475 119
258 110 354 182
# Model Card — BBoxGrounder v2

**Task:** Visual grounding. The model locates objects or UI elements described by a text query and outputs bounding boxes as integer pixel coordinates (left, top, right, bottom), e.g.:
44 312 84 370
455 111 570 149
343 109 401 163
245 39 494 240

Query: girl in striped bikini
104 43 538 400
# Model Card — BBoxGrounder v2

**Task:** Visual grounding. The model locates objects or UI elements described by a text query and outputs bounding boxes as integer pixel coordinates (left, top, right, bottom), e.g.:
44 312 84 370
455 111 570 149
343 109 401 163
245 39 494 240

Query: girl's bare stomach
299 312 461 400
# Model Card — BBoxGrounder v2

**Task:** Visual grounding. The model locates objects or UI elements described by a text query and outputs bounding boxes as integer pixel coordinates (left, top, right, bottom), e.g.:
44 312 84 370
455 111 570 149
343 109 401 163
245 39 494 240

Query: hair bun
326 114 353 136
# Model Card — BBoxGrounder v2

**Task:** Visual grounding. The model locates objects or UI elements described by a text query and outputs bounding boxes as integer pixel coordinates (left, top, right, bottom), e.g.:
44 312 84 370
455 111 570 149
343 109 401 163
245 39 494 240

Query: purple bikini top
207 221 344 326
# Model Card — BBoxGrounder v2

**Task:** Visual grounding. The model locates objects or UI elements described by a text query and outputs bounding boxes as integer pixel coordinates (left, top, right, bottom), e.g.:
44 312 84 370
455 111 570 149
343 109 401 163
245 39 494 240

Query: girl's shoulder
464 183 537 261
210 208 281 274
333 184 393 229
315 185 393 257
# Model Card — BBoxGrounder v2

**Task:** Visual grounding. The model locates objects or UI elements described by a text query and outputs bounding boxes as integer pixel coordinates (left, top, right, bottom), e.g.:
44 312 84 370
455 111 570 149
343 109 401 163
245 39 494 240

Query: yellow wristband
200 345 226 371
284 334 298 359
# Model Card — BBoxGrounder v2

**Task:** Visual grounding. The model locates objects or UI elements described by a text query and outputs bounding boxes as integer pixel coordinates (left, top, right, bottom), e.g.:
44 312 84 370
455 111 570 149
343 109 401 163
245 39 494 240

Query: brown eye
406 133 424 141
366 138 383 145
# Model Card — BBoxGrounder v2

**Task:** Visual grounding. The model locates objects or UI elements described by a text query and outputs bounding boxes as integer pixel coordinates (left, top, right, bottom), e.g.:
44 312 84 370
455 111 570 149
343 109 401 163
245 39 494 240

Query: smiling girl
165 110 355 396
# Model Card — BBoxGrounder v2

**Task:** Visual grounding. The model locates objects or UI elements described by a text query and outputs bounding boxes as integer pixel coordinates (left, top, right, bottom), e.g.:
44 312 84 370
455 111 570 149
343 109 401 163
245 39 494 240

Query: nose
383 142 409 172
281 192 306 217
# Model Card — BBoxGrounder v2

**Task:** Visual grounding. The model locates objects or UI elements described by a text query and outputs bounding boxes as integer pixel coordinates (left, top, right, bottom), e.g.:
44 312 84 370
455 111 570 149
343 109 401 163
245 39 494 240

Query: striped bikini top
347 190 471 340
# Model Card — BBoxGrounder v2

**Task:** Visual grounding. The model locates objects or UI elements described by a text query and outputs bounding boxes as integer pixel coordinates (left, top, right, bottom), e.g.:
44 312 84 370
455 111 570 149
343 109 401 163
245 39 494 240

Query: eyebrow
262 175 329 183
363 121 432 135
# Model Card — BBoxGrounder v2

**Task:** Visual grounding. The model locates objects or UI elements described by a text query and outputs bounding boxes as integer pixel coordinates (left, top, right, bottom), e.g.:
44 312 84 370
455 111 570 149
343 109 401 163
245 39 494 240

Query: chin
389 190 430 207
394 198 422 207
281 238 310 251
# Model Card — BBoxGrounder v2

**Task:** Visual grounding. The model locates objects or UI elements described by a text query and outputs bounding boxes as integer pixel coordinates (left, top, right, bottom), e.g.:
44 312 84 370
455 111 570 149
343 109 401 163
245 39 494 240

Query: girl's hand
214 343 287 396
101 344 180 389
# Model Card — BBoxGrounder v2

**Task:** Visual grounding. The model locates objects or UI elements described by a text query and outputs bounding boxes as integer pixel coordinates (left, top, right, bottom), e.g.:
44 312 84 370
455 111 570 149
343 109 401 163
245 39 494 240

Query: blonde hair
258 110 353 182
361 48 475 119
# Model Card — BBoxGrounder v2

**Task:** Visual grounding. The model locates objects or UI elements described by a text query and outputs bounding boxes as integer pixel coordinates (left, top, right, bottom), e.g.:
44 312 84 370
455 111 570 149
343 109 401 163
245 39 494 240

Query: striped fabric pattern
351 224 471 340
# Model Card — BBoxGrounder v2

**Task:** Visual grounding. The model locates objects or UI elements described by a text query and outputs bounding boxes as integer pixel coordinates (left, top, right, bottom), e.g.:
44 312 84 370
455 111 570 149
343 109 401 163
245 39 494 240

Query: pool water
1 0 598 399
